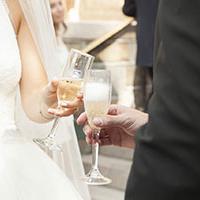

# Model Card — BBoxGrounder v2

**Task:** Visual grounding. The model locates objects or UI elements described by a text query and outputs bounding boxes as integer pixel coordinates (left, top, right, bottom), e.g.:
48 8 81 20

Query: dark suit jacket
123 0 158 67
126 1 200 199
135 0 159 67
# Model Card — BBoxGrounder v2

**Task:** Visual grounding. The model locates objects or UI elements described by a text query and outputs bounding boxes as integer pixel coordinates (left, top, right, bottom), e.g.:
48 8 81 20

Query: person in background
50 0 69 69
123 0 159 111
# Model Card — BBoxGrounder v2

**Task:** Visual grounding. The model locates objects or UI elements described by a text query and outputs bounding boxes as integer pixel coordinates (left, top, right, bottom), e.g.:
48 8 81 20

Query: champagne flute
33 49 94 151
83 69 112 185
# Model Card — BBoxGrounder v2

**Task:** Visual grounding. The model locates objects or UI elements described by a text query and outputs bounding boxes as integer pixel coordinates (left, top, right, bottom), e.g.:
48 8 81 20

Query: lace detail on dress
0 1 21 134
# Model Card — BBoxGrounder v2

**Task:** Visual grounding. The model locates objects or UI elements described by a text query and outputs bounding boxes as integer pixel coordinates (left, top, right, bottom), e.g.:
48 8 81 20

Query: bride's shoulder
6 0 23 34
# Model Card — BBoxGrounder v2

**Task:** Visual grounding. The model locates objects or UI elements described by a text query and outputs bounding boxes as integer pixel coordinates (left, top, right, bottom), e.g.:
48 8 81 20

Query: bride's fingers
48 107 76 117
45 78 58 95
48 108 56 115
60 99 83 109
76 93 83 99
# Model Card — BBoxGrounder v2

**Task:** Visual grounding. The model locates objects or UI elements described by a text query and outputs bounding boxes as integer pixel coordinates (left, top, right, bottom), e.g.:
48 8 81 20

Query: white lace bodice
0 1 21 132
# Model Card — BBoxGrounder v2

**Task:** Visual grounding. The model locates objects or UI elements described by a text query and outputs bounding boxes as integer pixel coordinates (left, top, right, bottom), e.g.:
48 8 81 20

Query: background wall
65 0 126 21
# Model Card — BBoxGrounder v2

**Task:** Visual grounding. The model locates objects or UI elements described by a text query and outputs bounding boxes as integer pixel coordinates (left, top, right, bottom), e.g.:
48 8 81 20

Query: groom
77 0 200 199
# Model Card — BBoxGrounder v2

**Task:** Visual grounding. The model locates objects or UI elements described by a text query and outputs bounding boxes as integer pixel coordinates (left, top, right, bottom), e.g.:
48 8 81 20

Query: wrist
142 112 149 124
134 110 149 131
136 110 149 129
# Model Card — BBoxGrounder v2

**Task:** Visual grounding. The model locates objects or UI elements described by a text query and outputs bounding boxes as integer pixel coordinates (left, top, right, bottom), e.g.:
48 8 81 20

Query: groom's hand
42 78 83 117
77 105 148 149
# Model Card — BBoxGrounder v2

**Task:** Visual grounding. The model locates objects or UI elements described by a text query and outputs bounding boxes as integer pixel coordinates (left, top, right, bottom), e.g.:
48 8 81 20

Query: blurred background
54 0 136 199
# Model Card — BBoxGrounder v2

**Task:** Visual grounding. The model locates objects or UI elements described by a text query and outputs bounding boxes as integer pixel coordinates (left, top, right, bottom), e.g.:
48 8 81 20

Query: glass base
83 168 112 185
33 137 62 152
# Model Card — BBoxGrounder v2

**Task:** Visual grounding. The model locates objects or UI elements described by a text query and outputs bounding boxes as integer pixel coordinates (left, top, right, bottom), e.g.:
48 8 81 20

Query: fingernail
61 102 68 107
48 108 54 113
93 118 103 126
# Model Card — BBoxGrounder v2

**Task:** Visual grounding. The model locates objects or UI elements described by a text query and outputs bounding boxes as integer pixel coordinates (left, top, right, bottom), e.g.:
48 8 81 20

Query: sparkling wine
57 78 83 104
84 82 111 128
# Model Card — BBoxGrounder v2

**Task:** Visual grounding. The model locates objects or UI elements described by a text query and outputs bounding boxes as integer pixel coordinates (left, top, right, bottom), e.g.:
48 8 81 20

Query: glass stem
92 129 100 170
47 117 60 140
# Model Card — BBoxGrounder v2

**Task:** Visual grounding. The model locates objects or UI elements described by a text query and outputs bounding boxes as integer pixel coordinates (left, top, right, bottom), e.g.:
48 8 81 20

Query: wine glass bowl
57 78 83 108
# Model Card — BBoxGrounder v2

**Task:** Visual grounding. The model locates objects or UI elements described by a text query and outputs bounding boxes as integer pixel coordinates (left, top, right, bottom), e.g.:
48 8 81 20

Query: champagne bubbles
84 82 110 102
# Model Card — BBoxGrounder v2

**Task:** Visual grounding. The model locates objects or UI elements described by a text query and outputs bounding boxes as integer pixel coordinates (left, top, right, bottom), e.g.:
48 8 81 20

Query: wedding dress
0 1 85 199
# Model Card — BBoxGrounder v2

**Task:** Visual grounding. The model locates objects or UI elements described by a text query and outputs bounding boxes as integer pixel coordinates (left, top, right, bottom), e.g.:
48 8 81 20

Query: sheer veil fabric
10 0 91 199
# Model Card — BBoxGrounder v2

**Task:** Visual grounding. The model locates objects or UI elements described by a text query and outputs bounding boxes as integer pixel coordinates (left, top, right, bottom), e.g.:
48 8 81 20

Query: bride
0 0 85 199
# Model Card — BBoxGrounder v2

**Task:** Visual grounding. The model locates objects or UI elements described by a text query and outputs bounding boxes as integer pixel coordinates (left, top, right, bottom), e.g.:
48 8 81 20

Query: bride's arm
18 18 54 123
7 0 54 123
8 0 81 123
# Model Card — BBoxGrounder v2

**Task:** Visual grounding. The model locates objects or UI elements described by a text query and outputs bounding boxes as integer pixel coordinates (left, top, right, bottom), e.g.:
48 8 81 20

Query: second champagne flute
33 49 94 151
83 69 112 185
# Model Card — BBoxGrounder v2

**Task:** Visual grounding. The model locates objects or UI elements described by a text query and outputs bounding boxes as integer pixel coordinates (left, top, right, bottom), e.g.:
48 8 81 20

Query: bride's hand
42 79 83 117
